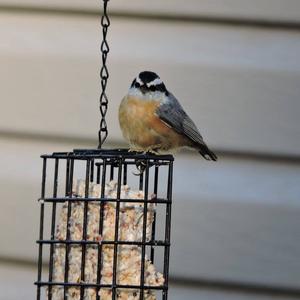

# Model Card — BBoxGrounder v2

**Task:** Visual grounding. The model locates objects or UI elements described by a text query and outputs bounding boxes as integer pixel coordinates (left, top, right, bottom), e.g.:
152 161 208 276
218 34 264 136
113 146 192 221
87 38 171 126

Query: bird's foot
148 148 160 155
143 145 162 155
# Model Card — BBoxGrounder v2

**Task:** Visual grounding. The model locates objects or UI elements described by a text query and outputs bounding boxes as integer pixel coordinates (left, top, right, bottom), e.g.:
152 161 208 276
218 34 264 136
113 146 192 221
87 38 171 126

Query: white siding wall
0 1 300 299
3 0 300 22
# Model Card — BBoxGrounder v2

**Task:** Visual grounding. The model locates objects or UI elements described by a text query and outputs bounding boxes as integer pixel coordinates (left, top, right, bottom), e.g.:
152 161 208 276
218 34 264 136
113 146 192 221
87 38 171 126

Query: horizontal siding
0 13 300 156
1 137 300 288
1 3 300 297
1 0 300 23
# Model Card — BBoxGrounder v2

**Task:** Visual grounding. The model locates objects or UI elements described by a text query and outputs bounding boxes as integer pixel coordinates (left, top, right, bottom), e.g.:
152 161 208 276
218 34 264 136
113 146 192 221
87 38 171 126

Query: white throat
128 87 168 103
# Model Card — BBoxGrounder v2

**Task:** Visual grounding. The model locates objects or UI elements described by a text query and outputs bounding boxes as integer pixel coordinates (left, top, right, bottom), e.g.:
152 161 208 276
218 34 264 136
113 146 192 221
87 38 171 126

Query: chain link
98 0 110 149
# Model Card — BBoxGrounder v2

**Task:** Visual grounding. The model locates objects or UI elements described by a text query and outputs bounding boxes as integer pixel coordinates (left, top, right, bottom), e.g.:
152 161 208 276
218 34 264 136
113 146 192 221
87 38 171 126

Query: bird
119 71 217 161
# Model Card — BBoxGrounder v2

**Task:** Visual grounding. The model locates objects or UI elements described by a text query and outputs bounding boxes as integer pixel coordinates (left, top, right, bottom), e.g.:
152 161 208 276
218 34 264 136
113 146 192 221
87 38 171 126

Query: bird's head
129 71 169 97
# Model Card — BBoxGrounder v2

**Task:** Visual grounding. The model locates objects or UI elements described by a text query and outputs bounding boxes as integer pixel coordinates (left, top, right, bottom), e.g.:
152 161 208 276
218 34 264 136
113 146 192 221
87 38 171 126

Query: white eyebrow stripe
136 76 143 85
147 78 162 87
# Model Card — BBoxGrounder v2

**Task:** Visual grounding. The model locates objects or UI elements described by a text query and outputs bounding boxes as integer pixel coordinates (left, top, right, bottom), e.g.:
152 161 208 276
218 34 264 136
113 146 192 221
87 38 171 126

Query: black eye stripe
139 83 167 93
154 83 167 92
130 79 136 87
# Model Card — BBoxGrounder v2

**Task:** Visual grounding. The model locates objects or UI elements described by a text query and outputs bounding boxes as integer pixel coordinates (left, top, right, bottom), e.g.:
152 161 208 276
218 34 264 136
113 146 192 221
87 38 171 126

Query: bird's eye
135 82 140 88
150 85 156 91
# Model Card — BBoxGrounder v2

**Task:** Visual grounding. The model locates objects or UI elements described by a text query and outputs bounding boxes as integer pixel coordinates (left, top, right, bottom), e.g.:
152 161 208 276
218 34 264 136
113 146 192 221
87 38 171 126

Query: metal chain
98 0 110 149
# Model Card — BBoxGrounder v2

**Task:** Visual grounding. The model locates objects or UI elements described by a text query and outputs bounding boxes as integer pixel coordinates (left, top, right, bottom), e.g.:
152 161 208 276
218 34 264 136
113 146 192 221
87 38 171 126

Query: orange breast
119 95 185 151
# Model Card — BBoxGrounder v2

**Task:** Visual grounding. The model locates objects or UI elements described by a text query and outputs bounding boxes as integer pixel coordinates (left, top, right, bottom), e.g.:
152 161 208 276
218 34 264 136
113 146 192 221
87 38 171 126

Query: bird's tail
198 144 218 161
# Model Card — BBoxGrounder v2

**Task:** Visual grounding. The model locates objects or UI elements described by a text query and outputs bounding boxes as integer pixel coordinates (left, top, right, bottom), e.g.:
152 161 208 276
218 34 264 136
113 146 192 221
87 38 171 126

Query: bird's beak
140 85 147 94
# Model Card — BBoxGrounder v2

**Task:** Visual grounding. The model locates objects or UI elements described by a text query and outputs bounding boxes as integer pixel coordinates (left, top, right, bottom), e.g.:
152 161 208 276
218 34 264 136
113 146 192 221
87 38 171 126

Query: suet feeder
35 1 174 300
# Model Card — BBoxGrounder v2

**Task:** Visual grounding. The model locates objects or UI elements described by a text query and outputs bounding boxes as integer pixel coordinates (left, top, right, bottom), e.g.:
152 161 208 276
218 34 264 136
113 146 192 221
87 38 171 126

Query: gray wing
156 93 217 161
156 93 205 145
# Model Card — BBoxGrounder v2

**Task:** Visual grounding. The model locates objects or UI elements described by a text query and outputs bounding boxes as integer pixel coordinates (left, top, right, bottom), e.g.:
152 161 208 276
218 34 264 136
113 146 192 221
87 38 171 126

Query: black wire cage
35 149 174 300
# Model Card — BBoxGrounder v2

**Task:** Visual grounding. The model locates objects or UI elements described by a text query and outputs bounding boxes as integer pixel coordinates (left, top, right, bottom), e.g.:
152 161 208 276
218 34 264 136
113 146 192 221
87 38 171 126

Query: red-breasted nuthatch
119 71 217 161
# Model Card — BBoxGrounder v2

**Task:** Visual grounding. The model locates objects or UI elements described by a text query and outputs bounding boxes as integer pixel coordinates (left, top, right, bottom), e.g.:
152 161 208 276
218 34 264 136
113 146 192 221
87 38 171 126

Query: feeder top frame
41 149 174 161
